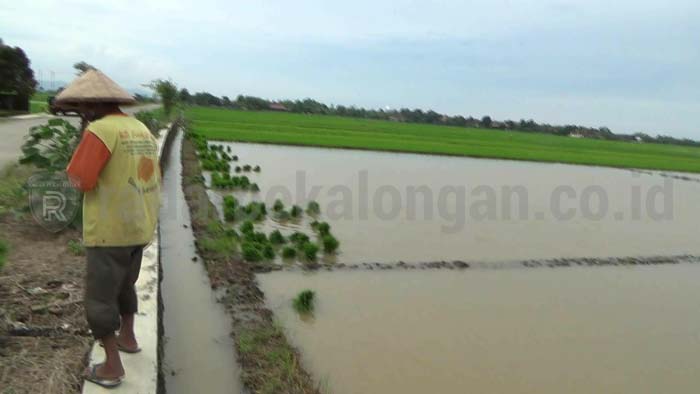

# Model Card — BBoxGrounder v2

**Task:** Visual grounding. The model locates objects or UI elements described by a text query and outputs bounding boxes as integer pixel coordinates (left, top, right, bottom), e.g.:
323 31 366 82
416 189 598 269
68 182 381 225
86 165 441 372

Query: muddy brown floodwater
212 142 700 264
160 132 241 393
260 265 700 394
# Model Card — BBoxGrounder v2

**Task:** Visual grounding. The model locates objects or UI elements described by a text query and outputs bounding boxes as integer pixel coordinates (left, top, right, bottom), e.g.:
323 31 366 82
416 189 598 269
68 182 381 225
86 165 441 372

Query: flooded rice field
260 265 700 394
160 132 241 393
211 141 700 264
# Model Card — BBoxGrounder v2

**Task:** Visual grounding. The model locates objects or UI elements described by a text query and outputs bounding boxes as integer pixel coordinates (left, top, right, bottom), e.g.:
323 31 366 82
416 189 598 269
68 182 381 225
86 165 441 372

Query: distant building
268 102 288 111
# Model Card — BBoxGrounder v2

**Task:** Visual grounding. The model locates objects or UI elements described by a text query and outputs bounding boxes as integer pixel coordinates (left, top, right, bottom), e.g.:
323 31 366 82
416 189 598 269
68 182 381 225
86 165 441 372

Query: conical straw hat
55 69 135 105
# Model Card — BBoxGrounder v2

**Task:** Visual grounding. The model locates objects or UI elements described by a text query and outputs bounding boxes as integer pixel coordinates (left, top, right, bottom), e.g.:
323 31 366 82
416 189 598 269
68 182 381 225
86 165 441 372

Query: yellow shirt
81 115 161 247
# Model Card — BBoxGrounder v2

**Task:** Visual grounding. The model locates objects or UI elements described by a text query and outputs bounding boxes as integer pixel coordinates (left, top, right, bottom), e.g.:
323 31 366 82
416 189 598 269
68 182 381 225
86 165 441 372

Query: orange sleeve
66 130 111 192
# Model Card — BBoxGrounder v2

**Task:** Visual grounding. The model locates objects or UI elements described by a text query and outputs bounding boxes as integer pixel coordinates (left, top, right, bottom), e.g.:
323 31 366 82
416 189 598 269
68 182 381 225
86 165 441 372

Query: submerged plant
292 290 315 314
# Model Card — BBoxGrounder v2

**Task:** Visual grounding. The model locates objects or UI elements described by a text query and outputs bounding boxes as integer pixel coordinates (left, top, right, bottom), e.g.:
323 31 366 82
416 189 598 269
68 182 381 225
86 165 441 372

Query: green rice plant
263 244 276 260
0 238 8 271
316 222 331 236
240 220 254 234
289 231 310 247
273 199 285 212
306 201 321 215
67 239 85 256
281 246 296 259
290 205 303 218
269 230 286 245
321 234 339 253
253 165 261 172
223 195 238 209
243 231 268 244
224 228 239 239
241 241 264 262
274 210 291 221
310 220 320 230
301 242 319 261
292 290 315 314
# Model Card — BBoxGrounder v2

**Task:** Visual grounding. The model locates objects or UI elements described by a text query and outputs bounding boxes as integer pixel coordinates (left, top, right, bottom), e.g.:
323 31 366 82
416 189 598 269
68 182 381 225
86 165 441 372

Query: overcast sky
2 0 698 138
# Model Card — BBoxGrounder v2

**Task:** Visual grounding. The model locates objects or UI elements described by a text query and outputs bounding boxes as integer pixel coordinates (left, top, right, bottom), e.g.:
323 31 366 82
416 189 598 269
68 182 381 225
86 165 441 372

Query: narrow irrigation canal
159 131 242 393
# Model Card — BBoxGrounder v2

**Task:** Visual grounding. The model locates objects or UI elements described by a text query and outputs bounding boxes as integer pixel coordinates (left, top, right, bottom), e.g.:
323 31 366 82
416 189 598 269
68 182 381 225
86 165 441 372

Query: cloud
1 0 698 137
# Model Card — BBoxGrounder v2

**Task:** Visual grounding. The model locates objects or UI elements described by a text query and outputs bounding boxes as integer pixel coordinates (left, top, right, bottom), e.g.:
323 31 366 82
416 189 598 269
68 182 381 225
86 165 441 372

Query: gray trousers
85 245 144 339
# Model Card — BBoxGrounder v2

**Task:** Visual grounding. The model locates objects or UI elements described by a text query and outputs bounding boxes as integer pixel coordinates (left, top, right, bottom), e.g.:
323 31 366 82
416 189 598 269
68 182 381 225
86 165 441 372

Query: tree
147 79 178 116
480 115 492 128
0 39 37 98
179 88 191 104
73 61 96 75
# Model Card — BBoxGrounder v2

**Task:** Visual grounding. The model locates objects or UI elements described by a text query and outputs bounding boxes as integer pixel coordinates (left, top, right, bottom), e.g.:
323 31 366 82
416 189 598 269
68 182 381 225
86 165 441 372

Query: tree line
176 89 699 148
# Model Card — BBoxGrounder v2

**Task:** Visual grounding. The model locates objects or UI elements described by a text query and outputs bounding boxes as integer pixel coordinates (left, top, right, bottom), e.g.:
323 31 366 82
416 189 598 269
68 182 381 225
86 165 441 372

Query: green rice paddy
187 106 700 173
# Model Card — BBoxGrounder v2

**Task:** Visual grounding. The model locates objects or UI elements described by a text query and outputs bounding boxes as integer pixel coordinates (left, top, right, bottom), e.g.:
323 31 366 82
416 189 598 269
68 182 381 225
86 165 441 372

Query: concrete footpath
82 123 175 394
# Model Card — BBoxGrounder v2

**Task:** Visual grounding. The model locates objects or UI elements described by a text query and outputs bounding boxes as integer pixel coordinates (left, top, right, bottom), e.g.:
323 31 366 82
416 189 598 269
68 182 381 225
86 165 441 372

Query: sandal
100 341 142 354
84 363 124 388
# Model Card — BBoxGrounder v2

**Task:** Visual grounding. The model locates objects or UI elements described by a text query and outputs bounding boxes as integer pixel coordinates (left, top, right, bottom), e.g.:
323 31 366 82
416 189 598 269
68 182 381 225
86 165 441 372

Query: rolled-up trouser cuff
85 245 144 339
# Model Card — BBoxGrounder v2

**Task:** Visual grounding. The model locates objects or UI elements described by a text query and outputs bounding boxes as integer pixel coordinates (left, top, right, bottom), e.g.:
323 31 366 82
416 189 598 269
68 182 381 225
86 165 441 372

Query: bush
290 205 303 218
232 155 238 161
292 290 315 314
273 199 285 212
242 164 252 172
302 242 319 261
269 230 286 244
282 247 296 259
250 183 260 192
253 165 261 172
134 109 167 136
20 119 80 172
235 166 242 173
322 235 339 253
306 201 321 215
242 242 263 262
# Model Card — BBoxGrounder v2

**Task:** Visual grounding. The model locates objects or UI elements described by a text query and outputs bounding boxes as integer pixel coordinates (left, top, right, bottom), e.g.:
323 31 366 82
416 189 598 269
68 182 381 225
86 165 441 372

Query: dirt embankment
0 218 91 394
180 133 319 394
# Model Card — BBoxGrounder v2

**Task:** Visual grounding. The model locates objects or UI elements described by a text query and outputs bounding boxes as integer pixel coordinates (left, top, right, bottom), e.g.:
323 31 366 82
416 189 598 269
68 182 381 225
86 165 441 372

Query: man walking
61 69 161 388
